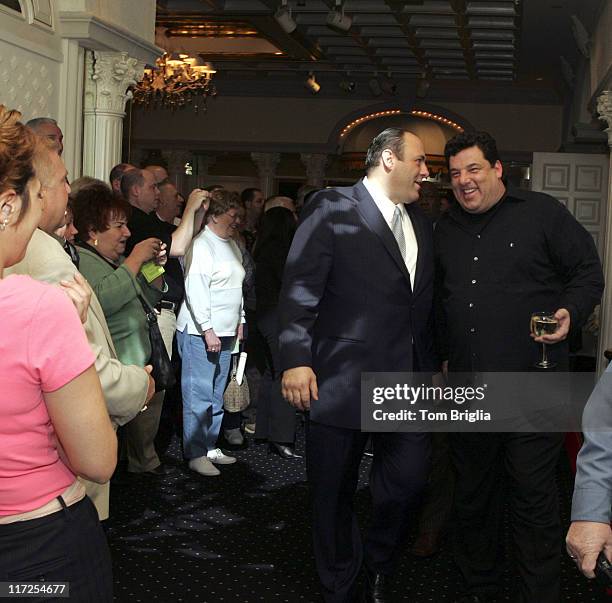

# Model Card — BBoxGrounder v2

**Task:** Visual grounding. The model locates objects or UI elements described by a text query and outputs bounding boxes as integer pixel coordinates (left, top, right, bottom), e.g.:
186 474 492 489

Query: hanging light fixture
132 53 217 112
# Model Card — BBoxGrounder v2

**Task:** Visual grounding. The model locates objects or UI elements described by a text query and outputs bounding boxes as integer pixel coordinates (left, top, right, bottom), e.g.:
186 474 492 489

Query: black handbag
137 295 175 392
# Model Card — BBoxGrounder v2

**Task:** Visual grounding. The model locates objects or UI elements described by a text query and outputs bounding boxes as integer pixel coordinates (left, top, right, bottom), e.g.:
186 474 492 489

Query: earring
93 239 98 246
0 218 9 231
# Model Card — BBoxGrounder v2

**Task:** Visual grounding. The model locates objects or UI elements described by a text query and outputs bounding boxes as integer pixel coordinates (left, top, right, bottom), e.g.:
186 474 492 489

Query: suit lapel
353 181 413 291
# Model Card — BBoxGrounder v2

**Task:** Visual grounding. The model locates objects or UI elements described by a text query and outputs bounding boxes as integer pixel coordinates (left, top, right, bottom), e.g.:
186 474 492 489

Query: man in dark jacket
279 128 436 602
435 131 604 603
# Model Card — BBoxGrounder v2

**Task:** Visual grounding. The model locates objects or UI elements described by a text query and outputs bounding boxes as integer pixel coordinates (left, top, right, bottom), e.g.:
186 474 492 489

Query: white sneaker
207 448 236 465
188 456 220 476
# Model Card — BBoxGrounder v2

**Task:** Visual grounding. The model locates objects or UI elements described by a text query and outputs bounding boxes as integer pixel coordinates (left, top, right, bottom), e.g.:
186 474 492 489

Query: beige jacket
6 229 149 519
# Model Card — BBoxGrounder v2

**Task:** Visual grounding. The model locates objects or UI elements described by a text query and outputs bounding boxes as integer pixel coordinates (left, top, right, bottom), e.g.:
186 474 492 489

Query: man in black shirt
156 181 186 308
435 131 604 603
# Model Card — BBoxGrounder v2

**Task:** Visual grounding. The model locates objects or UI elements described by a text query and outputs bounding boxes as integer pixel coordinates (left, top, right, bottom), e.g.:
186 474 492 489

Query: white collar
363 176 405 225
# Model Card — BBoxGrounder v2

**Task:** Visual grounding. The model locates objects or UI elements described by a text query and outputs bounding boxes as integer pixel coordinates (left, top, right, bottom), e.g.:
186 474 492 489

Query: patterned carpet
106 421 608 602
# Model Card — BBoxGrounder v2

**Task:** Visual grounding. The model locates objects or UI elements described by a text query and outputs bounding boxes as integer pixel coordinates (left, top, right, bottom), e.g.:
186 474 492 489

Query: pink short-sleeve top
0 275 95 516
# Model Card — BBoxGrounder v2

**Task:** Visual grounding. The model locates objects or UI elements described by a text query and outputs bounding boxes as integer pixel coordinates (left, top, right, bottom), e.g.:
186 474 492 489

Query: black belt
157 300 177 312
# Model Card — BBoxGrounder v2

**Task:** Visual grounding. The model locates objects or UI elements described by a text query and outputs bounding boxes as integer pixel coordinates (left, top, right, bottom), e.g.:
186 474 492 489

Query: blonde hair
0 105 38 221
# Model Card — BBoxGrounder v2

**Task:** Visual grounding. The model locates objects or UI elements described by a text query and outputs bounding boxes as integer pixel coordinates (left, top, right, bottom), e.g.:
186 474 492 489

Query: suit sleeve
278 195 334 371
571 363 612 523
88 339 148 427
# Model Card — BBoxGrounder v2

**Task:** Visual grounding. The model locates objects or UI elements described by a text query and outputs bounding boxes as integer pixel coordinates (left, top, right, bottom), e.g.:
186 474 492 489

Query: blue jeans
177 330 234 459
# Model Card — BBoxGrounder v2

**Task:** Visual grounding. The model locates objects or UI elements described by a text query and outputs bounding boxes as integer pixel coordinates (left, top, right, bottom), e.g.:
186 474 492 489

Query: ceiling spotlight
339 79 356 93
305 72 321 94
275 0 297 34
327 0 352 32
369 77 382 96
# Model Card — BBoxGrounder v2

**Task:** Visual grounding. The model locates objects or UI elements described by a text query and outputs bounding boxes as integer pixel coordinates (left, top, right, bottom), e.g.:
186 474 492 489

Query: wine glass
530 311 558 369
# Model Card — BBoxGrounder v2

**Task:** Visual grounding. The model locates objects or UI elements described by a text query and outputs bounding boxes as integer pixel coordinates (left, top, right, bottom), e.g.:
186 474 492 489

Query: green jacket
78 247 163 367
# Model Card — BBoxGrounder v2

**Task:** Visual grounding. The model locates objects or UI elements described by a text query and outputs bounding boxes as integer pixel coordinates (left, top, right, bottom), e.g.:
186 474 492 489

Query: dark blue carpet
106 422 606 602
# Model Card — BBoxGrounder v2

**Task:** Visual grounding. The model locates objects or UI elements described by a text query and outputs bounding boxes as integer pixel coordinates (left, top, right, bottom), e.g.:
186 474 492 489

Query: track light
305 72 321 94
275 0 296 34
327 1 352 32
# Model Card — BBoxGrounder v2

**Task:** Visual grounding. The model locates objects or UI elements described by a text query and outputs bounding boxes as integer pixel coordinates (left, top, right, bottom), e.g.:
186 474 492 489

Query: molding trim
131 139 334 155
0 23 62 63
596 89 612 148
59 12 161 64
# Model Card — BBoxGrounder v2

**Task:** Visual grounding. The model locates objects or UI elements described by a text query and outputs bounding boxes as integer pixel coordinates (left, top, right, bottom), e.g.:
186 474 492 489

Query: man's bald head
109 163 136 194
264 195 296 213
26 117 63 155
144 164 169 184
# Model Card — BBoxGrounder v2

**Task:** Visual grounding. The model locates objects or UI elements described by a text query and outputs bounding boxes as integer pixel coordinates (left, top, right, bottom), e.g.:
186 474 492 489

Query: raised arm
170 189 209 257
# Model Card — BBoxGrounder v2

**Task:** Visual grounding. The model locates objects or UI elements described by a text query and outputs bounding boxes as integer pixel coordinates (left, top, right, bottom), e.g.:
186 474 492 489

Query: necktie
391 205 406 260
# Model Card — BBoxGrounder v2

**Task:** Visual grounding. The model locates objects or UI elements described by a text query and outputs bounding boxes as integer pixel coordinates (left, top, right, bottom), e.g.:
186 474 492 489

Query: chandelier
132 53 217 112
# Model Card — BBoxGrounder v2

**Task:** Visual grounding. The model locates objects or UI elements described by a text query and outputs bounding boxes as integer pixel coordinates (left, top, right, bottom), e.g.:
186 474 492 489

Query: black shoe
268 442 303 459
454 595 489 603
363 569 390 602
143 464 175 476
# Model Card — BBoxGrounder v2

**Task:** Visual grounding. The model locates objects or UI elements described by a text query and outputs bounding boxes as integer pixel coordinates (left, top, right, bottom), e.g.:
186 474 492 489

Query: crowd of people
0 105 609 603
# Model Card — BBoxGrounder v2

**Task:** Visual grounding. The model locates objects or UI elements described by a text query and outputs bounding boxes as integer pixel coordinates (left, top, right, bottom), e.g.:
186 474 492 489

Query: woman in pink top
0 107 117 600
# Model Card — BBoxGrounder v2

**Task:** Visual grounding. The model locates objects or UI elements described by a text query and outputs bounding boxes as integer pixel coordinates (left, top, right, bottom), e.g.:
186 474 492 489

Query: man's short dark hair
120 168 144 200
365 128 409 172
241 187 262 205
444 131 500 168
109 163 134 186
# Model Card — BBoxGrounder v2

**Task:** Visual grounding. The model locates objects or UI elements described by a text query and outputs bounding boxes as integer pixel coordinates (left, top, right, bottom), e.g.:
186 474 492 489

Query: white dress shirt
363 176 418 288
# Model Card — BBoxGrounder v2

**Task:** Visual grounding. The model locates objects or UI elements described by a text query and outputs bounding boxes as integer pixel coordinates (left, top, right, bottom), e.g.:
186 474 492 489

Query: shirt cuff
571 487 612 523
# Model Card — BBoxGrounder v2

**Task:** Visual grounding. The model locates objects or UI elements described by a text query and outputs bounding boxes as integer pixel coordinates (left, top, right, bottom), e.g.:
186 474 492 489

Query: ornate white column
595 89 612 374
58 39 85 181
251 152 280 197
300 153 328 188
82 50 145 182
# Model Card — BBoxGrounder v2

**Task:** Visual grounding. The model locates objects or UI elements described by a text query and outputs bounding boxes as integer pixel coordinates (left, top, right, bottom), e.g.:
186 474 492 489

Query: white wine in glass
530 311 558 369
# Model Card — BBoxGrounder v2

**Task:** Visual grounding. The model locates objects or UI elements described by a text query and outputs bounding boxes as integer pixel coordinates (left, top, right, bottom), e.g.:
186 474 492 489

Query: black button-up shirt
434 187 604 371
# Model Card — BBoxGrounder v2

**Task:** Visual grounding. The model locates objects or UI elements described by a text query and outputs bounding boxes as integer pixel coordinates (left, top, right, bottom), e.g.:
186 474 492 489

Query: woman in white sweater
176 190 245 476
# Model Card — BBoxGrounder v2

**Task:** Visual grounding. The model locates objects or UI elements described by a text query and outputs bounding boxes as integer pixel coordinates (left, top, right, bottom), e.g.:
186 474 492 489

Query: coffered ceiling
154 0 604 103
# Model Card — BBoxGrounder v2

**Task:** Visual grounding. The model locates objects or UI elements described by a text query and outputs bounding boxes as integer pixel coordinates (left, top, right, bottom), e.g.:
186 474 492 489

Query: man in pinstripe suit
279 128 436 602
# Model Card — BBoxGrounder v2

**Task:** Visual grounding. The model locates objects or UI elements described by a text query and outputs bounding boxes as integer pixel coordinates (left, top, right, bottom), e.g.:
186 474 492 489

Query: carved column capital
84 50 145 115
251 152 280 176
300 153 328 187
251 152 281 196
596 89 612 148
